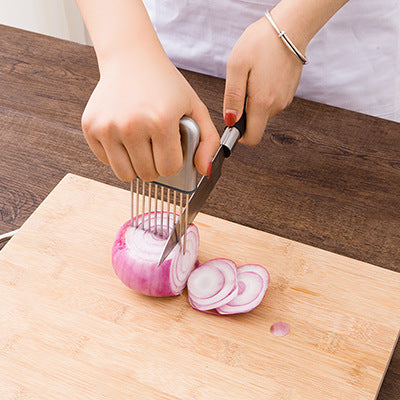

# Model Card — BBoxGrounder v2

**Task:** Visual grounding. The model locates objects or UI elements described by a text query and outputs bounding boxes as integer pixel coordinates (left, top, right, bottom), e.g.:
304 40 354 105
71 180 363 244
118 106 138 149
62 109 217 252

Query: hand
81 53 220 181
223 15 304 145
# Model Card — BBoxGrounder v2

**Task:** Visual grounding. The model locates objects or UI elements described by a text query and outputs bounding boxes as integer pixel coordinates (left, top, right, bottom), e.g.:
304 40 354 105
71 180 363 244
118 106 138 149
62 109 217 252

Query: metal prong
167 188 171 235
173 190 177 227
154 184 158 235
130 180 134 227
148 182 152 231
183 193 189 254
135 179 140 228
160 186 164 236
141 180 146 229
179 192 183 243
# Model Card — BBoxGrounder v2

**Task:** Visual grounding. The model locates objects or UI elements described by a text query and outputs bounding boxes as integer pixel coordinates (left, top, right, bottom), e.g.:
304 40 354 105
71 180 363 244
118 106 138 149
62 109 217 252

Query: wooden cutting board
0 174 399 400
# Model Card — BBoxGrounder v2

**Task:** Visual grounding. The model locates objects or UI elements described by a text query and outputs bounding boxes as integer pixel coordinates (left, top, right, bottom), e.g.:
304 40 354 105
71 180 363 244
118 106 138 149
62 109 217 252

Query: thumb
190 101 220 177
223 60 248 127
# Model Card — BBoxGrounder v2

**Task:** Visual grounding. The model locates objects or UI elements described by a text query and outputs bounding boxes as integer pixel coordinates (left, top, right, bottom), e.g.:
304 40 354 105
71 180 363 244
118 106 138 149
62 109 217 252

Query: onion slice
187 259 238 311
270 321 290 337
216 264 270 315
112 212 199 297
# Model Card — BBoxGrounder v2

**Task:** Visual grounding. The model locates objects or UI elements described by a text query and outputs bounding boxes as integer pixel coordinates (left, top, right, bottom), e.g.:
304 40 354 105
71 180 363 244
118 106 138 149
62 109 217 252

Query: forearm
75 0 166 73
271 0 350 52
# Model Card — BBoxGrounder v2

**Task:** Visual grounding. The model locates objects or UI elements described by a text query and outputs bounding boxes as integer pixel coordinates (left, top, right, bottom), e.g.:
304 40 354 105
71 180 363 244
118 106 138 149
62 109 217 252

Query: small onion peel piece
270 321 290 337
112 212 199 297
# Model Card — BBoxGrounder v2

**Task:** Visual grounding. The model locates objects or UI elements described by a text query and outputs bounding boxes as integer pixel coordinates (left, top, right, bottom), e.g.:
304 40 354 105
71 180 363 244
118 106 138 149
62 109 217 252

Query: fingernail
224 110 237 127
207 160 213 178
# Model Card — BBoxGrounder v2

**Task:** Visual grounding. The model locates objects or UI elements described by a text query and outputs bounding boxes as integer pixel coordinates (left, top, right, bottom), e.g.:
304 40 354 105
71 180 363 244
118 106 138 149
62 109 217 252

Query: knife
157 107 247 266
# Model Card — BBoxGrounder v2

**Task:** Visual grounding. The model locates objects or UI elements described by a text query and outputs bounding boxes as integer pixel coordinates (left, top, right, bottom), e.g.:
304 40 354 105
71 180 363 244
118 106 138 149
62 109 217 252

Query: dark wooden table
1 25 399 398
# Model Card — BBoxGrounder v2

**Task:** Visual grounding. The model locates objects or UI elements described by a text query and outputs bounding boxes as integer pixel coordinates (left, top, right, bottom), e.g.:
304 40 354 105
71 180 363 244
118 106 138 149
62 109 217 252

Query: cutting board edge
375 329 400 400
5 172 399 286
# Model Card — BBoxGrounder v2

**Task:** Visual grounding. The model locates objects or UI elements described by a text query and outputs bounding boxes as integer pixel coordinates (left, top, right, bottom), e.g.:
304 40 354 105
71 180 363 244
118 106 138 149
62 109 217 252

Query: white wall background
0 0 91 44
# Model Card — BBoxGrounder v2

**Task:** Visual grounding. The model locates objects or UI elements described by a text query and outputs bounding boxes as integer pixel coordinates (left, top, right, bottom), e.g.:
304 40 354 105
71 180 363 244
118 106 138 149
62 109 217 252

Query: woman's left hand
223 15 305 145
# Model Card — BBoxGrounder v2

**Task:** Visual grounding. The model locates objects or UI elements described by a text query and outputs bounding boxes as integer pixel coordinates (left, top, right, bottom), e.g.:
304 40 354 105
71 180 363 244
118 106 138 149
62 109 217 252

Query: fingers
102 142 137 182
222 16 304 147
224 55 248 127
224 58 268 146
82 84 218 181
83 116 156 182
241 94 270 145
86 119 140 182
150 117 183 178
83 134 110 166
122 135 158 182
85 108 218 181
190 102 220 176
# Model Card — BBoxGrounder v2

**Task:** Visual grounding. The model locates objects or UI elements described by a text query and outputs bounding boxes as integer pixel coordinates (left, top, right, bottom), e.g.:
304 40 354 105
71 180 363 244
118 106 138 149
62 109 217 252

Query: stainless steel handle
152 116 200 193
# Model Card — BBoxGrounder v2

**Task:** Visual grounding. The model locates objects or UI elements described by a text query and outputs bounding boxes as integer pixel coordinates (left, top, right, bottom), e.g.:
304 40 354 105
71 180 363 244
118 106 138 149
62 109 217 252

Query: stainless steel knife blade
157 147 226 266
156 104 247 266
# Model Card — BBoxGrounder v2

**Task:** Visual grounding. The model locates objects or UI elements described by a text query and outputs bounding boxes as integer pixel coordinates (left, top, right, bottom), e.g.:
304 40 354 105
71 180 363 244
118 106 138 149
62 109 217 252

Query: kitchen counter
0 24 399 398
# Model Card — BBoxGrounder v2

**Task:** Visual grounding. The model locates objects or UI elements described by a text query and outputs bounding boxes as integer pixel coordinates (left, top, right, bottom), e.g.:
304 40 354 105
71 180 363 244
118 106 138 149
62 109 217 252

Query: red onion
112 212 199 297
187 260 269 315
112 214 270 315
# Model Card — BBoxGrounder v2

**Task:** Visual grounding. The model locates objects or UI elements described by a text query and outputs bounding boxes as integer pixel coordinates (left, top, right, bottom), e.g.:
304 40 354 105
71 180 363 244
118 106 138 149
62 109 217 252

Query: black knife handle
221 96 247 157
232 107 247 139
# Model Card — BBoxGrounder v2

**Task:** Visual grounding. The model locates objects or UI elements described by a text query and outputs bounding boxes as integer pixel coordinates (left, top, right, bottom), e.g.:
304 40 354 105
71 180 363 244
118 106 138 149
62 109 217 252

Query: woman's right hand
81 52 220 182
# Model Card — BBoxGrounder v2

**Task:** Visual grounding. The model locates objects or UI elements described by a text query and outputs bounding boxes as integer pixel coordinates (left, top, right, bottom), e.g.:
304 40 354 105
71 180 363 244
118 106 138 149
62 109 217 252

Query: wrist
269 6 310 54
270 0 349 53
97 41 169 78
264 10 308 65
77 0 168 76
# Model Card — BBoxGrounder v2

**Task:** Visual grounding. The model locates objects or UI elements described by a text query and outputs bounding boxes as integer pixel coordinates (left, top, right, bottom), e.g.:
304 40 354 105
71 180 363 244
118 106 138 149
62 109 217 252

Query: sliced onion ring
216 264 270 315
187 259 238 311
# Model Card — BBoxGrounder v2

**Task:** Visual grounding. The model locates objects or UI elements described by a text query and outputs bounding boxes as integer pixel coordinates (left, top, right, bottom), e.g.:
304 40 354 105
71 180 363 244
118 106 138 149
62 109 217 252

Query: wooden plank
1 24 400 273
0 174 398 400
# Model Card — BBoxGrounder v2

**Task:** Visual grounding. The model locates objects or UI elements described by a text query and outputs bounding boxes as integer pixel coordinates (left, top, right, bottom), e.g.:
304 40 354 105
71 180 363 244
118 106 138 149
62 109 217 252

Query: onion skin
112 213 199 297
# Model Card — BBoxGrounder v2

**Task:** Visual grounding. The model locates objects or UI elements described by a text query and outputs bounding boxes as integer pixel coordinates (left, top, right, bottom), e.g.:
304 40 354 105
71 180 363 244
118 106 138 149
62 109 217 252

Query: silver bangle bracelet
264 10 308 65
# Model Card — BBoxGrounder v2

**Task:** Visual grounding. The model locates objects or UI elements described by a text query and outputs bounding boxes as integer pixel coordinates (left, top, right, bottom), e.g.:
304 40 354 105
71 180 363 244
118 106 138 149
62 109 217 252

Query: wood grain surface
0 25 399 398
1 173 399 400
